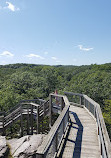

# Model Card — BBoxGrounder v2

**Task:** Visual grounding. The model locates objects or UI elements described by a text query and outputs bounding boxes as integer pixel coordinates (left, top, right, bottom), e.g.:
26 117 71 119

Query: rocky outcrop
7 134 45 158
0 136 9 158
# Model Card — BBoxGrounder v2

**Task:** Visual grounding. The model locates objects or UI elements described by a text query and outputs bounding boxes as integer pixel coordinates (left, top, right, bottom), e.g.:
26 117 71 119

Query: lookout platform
0 92 111 158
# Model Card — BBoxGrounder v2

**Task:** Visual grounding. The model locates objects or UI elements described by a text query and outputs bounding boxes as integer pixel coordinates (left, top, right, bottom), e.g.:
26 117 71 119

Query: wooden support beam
2 115 6 136
27 104 30 135
37 106 39 134
60 97 63 112
63 117 65 134
31 104 33 135
93 104 96 117
49 94 52 127
84 98 86 107
80 96 82 105
20 105 23 137
43 102 45 117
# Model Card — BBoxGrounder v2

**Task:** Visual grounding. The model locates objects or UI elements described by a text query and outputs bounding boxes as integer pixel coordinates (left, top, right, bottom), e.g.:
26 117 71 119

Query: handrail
36 94 70 158
20 98 45 104
4 99 44 116
64 91 111 158
0 98 48 135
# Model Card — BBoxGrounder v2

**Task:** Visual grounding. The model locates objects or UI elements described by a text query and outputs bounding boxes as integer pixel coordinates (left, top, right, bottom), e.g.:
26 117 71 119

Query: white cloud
44 51 48 55
26 53 44 59
51 57 57 60
5 2 20 12
51 56 61 63
0 51 14 57
78 45 93 51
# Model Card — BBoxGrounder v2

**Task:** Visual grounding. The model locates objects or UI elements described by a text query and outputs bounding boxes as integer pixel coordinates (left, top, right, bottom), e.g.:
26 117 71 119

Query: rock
0 136 9 158
8 134 45 158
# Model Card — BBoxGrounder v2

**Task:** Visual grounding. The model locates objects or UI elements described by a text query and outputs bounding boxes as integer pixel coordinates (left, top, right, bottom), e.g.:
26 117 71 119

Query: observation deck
0 92 111 158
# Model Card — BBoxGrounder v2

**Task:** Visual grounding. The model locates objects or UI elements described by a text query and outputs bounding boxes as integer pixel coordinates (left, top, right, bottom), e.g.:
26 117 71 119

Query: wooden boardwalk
1 93 110 157
60 105 101 158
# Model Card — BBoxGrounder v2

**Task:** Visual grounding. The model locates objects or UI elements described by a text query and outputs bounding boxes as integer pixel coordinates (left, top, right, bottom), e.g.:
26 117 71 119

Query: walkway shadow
59 111 83 158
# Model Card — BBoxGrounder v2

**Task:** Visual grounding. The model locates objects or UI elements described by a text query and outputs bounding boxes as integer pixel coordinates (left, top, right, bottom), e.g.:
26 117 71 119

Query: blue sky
0 0 111 66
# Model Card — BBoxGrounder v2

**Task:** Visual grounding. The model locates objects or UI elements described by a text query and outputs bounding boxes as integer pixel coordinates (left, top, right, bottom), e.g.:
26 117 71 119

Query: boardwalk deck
60 105 101 158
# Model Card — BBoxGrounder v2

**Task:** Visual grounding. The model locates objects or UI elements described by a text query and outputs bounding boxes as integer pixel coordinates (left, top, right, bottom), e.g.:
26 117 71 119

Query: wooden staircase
0 99 49 135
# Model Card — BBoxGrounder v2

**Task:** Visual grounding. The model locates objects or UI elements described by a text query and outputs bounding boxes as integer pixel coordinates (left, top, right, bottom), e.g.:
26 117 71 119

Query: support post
86 100 87 108
49 94 52 127
88 101 90 111
68 107 70 123
37 106 39 134
93 105 96 117
63 117 65 134
2 114 5 136
31 104 33 135
43 102 45 117
80 96 82 105
27 104 30 135
84 98 86 107
60 97 63 112
89 103 91 112
20 105 23 137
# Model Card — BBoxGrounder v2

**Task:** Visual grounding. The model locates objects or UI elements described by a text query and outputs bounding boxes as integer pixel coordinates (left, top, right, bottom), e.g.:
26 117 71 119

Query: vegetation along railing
36 94 70 158
64 92 111 158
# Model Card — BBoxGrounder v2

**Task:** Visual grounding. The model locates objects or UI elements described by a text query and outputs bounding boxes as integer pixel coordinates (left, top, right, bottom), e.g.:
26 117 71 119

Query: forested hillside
0 63 111 139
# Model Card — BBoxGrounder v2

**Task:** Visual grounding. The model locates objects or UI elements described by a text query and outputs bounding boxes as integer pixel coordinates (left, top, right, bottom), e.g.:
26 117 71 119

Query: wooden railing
0 92 111 158
36 94 70 158
64 92 111 158
0 98 49 136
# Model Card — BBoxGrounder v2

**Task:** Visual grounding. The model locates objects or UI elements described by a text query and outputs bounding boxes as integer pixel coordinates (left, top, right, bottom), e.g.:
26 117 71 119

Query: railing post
37 106 39 134
89 102 91 112
27 104 30 135
93 105 97 118
31 104 33 135
68 107 70 123
60 97 63 112
20 105 23 137
49 94 52 127
63 117 65 134
87 101 90 111
84 98 86 107
2 113 5 136
80 96 82 105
